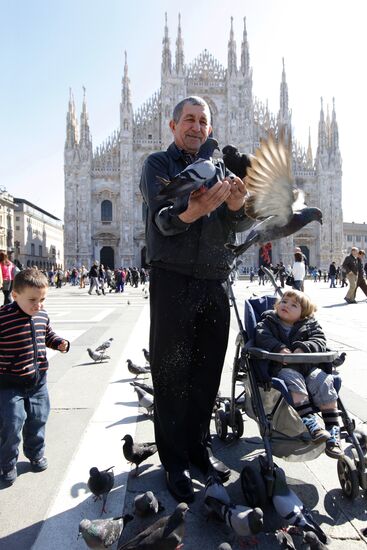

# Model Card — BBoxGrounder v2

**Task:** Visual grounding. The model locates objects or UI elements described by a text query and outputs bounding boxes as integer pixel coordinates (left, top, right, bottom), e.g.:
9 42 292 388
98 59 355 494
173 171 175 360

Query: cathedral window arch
101 200 113 223
124 119 129 130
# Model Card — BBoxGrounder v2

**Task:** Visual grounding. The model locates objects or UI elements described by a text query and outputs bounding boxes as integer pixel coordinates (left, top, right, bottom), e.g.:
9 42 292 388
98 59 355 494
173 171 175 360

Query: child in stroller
254 289 343 459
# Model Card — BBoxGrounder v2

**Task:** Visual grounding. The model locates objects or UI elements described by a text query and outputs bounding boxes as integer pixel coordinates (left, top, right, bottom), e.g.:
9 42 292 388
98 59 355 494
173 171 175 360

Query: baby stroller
214 267 367 506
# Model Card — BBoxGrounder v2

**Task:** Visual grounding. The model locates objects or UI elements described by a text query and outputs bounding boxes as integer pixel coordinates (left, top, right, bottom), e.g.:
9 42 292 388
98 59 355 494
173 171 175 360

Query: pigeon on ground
222 144 252 179
142 348 150 364
204 475 231 512
275 529 296 549
134 386 154 416
87 466 115 515
122 434 158 476
87 348 111 363
78 514 134 549
126 359 150 378
118 502 189 550
272 467 329 544
130 381 154 396
96 338 114 352
204 496 263 537
134 491 164 516
303 531 328 550
217 544 232 550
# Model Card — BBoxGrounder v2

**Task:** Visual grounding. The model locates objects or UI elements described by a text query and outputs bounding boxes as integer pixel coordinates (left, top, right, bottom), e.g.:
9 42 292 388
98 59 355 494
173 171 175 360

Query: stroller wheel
240 461 268 508
232 408 244 439
337 455 359 499
215 408 228 440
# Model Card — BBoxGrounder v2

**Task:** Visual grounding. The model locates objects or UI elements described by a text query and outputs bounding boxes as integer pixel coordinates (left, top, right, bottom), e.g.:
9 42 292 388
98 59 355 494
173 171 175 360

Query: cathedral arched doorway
100 246 114 269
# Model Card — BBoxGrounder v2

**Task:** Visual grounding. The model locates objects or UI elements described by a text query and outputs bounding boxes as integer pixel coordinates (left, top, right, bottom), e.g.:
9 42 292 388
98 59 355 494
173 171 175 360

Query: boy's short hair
275 289 317 319
13 268 49 292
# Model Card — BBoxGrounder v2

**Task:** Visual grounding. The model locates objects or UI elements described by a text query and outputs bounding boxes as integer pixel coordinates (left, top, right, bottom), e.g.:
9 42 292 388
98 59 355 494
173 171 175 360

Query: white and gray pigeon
122 434 158 476
130 381 154 396
87 466 115 515
204 496 263 538
126 359 150 378
217 544 232 550
142 348 150 363
272 467 329 544
204 475 231 514
96 338 114 352
87 348 110 363
117 502 189 550
78 514 133 549
134 491 164 516
134 386 154 416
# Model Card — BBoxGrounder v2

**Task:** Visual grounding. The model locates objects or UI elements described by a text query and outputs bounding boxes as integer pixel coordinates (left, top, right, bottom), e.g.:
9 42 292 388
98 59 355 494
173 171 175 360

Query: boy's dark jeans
0 383 50 472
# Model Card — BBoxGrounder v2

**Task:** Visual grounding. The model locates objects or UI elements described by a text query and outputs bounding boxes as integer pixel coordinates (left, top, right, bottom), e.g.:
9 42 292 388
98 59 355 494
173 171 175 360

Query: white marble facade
64 15 343 270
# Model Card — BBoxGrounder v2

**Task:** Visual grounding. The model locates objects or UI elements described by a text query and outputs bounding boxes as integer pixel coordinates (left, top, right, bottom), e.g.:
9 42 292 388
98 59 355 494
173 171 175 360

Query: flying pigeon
142 348 150 363
130 381 154 396
275 529 296 549
134 386 154 416
126 359 150 378
78 514 134 549
222 144 252 179
303 531 328 550
272 467 329 544
118 502 189 550
87 466 115 515
134 491 164 516
96 338 114 352
87 348 110 363
122 434 157 476
204 496 263 538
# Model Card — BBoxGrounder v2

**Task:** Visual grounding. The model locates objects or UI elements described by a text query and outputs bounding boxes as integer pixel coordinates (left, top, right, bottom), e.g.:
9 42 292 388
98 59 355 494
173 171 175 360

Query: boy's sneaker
325 426 344 459
302 414 330 443
30 457 48 472
2 466 17 485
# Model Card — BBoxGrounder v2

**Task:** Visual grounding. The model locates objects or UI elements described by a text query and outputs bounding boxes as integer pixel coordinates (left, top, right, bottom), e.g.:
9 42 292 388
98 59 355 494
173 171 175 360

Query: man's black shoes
190 453 231 481
166 469 194 503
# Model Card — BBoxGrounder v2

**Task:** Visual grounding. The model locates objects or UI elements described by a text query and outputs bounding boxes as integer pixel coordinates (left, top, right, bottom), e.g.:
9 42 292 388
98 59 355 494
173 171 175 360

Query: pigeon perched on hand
96 338 114 352
118 502 189 550
87 348 110 363
126 359 150 378
222 144 252 179
87 466 115 515
134 386 154 416
122 434 157 476
134 491 164 516
272 467 329 544
130 381 154 396
156 158 218 202
79 514 133 549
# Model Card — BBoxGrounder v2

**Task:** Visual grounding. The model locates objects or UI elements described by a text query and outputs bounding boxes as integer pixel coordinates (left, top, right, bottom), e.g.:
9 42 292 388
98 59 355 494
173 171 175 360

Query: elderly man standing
140 96 253 502
342 247 359 303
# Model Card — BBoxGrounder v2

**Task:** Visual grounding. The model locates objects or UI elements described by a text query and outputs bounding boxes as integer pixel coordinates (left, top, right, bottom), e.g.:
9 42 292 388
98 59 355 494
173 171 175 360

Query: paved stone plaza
0 279 367 549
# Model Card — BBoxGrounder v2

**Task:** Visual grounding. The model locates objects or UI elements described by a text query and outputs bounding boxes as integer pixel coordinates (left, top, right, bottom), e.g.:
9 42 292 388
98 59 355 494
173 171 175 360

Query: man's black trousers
149 267 230 472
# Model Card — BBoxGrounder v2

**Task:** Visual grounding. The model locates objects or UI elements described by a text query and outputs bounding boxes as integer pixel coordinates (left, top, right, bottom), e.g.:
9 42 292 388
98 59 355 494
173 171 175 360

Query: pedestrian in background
342 247 358 303
353 249 367 300
88 261 100 295
0 252 15 305
292 251 306 291
328 261 337 288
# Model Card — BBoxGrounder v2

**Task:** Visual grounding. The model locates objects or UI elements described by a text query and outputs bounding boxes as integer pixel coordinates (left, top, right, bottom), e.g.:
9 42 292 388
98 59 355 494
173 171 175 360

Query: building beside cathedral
64 15 343 270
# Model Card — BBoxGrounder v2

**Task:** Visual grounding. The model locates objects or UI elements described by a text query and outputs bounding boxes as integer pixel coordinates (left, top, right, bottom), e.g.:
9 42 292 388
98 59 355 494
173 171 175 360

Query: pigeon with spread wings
223 130 322 257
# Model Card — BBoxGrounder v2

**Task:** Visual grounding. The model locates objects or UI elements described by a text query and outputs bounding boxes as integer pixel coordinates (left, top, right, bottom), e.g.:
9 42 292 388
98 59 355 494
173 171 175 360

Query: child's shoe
2 466 17 485
302 414 330 443
325 426 344 458
30 457 48 472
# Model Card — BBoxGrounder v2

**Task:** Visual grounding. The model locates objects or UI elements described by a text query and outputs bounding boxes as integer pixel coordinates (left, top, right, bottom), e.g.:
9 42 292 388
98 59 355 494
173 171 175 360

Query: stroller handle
247 347 338 364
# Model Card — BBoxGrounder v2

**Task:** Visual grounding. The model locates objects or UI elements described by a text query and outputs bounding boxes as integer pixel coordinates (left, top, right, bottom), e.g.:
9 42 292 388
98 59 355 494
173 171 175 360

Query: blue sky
1 0 366 222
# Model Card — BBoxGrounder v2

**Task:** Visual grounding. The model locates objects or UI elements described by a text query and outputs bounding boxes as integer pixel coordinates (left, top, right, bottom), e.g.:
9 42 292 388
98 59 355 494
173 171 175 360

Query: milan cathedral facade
64 15 343 270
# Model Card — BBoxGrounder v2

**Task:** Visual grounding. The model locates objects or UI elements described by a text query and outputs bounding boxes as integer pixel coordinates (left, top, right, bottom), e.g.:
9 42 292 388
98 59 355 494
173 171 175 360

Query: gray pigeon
134 386 154 416
96 338 114 352
126 359 150 378
217 544 232 550
87 466 115 515
142 348 150 363
78 514 133 549
204 496 263 537
156 158 217 202
204 475 231 514
87 348 110 363
272 467 329 544
134 491 164 516
118 502 189 550
275 529 296 549
303 531 328 550
122 434 157 476
130 381 154 396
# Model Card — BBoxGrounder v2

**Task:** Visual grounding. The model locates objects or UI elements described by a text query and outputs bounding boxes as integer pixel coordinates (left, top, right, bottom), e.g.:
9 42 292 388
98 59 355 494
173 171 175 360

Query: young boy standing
0 268 69 486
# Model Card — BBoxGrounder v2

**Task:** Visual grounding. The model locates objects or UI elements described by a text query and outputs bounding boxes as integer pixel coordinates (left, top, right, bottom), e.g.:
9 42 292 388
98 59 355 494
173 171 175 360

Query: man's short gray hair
172 96 211 123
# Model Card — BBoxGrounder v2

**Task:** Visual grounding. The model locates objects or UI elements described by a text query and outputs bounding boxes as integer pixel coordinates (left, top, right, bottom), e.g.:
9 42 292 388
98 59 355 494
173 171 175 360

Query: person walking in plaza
0 268 69 486
0 252 16 305
353 249 367 300
328 261 337 288
291 251 306 291
140 95 253 502
88 261 101 295
342 247 359 303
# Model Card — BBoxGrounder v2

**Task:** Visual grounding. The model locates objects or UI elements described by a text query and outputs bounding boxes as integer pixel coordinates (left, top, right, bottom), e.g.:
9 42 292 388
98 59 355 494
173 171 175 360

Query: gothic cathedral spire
240 17 250 75
65 88 78 149
330 97 339 153
161 12 172 75
121 51 132 111
317 97 327 156
227 16 237 75
79 86 91 148
175 13 184 75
